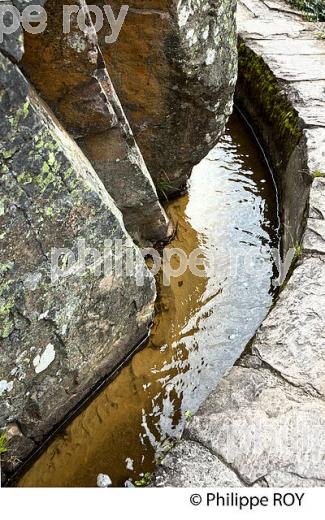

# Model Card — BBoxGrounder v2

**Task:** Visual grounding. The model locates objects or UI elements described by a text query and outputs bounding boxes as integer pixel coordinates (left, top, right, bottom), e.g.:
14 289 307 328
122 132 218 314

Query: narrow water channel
19 111 280 488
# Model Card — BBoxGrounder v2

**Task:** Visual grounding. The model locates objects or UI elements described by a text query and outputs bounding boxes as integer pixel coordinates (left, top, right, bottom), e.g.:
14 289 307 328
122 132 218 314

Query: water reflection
19 111 280 487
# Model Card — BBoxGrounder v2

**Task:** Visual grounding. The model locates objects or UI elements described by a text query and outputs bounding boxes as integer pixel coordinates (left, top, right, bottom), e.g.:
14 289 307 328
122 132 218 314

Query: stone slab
153 440 243 488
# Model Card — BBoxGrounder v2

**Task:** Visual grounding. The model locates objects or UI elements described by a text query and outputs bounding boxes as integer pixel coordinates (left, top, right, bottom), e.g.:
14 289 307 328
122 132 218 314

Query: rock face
0 0 24 62
153 0 325 488
154 440 243 487
0 0 238 481
100 0 238 194
21 0 171 244
78 67 172 244
185 347 325 486
235 0 325 252
0 52 156 476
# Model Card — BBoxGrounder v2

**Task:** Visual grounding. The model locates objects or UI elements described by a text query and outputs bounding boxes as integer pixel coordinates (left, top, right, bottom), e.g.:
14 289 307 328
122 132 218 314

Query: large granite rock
100 0 238 194
78 65 172 245
0 52 156 476
21 0 170 244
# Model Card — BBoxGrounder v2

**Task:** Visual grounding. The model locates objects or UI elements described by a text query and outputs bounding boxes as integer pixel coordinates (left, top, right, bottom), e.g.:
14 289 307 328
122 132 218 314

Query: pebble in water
97 474 112 488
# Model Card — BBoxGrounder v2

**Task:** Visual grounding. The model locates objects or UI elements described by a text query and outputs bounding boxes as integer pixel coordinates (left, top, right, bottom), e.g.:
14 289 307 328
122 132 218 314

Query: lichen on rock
0 52 156 476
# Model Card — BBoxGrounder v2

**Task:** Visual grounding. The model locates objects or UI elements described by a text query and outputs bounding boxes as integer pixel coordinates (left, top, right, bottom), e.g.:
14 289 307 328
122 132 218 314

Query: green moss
35 160 60 193
0 164 9 175
8 100 30 131
238 41 301 158
0 432 8 455
313 170 324 178
48 152 57 166
2 149 15 160
0 283 15 338
1 317 14 338
22 100 30 117
0 303 12 316
32 134 83 200
294 243 303 259
4 112 87 209
45 207 54 217
34 137 46 150
43 138 59 153
17 171 33 184
0 264 12 276
64 167 74 180
134 472 151 487
41 162 50 174
0 292 15 313
0 280 13 298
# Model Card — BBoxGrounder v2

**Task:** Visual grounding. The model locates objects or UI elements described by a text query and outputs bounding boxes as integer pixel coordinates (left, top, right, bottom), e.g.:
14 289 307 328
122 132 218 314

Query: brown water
19 112 280 487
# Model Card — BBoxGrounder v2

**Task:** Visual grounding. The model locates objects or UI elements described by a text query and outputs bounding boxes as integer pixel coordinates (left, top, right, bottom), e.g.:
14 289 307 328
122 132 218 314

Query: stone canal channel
18 111 280 487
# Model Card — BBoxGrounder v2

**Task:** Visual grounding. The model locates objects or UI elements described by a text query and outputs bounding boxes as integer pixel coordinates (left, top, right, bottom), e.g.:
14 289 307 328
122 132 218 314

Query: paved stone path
153 0 325 487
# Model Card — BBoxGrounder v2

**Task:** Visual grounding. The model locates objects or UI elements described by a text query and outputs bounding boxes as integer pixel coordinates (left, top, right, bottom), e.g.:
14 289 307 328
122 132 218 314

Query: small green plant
294 244 303 259
134 472 151 487
156 178 174 200
287 0 325 21
313 170 324 178
155 441 174 464
315 31 325 40
163 442 173 452
0 432 8 455
185 410 193 420
156 170 177 201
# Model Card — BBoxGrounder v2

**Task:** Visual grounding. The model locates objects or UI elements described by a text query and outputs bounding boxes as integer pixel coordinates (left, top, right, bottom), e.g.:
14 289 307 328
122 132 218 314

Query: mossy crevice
236 38 309 253
237 40 302 166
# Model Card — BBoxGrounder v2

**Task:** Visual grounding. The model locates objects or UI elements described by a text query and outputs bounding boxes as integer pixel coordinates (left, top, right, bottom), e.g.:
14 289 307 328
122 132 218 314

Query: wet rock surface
153 0 325 488
101 0 238 194
0 52 156 479
21 0 170 244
